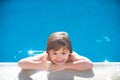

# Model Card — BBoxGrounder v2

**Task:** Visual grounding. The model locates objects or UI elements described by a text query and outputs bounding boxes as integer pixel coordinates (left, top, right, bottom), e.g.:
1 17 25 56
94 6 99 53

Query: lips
55 60 65 64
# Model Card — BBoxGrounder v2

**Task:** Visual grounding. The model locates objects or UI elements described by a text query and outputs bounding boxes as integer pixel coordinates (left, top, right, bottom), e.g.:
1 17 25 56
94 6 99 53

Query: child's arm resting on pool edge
65 52 93 71
18 54 51 70
50 52 93 71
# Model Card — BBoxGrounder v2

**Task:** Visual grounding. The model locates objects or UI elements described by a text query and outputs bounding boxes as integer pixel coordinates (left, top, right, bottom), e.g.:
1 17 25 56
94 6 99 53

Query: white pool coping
0 62 120 80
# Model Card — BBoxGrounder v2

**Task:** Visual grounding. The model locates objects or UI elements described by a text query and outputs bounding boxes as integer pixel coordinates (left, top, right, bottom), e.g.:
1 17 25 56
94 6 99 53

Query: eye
62 53 66 55
53 53 57 55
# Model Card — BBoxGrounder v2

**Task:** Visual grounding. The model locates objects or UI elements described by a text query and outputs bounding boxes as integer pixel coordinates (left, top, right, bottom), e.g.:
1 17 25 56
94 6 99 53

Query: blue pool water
0 0 120 62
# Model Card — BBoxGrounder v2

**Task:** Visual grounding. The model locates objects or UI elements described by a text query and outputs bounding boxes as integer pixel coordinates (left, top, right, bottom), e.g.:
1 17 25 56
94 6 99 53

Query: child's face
49 47 70 65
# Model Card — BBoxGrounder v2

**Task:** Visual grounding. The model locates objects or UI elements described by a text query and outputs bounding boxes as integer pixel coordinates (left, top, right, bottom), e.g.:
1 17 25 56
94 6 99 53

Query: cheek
63 55 69 60
49 55 57 60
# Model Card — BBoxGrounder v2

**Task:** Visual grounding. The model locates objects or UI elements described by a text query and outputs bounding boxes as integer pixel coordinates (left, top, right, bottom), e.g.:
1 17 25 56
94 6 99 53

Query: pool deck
0 62 120 80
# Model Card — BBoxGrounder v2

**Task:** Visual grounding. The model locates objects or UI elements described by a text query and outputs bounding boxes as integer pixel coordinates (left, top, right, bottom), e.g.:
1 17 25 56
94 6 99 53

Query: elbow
18 60 25 68
86 62 94 70
80 61 93 71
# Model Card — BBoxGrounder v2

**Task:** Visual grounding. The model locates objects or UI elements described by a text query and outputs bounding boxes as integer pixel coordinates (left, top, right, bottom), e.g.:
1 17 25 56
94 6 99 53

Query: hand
49 64 66 72
40 56 52 71
41 60 52 71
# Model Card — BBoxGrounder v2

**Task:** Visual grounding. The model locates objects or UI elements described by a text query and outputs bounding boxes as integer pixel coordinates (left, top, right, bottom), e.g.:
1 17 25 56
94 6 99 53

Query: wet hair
46 32 72 53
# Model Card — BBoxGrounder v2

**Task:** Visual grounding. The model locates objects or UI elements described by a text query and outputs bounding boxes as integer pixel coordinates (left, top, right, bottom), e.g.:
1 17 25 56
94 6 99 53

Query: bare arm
65 52 93 71
50 52 93 71
18 53 51 70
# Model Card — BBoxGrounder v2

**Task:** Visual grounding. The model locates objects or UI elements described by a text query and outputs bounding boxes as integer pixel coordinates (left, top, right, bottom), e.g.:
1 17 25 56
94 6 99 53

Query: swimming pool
1 0 120 62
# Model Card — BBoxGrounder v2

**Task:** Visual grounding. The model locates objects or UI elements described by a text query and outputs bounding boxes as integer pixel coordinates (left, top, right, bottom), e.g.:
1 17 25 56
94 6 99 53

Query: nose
56 54 63 60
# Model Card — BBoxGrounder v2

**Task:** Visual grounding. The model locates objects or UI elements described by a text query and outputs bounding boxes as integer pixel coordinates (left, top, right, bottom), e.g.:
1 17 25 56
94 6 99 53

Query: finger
49 67 57 71
49 64 57 69
51 68 63 72
52 67 65 71
51 69 58 72
42 54 48 60
50 68 59 72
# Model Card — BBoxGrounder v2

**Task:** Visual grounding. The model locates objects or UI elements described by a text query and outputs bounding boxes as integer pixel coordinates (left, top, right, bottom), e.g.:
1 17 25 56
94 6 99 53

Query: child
18 31 93 71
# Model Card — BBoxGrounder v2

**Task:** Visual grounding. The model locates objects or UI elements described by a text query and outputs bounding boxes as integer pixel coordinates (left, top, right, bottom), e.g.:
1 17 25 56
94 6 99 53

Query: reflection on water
96 35 111 43
27 50 45 56
12 50 45 61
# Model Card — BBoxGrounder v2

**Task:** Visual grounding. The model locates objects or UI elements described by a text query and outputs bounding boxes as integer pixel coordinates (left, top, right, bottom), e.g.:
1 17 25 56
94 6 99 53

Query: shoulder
70 51 81 58
32 52 47 60
70 51 89 61
19 52 48 62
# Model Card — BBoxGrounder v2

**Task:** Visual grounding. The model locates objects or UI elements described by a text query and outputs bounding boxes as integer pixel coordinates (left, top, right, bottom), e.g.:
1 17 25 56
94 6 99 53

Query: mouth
55 60 65 64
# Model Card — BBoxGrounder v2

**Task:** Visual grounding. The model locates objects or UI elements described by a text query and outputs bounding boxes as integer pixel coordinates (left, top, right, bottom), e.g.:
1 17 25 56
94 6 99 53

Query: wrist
64 62 73 70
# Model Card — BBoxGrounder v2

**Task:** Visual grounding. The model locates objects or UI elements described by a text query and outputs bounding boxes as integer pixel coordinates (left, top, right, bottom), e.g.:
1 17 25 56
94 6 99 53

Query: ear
46 52 51 61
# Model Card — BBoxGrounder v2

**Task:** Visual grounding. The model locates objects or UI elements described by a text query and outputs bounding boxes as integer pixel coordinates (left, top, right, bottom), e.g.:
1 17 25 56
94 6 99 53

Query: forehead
49 47 69 52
